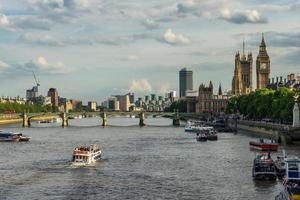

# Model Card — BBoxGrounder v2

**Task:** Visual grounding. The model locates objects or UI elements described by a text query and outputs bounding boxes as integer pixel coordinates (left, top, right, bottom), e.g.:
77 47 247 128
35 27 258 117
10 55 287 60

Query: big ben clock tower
256 33 271 90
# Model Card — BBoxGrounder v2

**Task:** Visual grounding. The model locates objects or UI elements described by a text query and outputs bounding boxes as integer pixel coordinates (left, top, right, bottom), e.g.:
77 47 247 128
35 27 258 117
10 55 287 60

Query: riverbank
228 119 300 144
0 116 58 126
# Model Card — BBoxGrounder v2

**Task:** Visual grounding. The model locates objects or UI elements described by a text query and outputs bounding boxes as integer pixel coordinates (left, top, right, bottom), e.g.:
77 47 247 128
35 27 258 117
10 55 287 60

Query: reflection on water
1 117 300 199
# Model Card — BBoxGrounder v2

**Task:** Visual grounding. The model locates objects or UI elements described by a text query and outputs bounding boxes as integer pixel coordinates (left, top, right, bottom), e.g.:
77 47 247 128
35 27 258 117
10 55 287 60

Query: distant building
166 91 177 102
232 34 271 95
70 99 82 110
256 33 271 90
35 95 51 106
88 101 97 111
47 88 59 107
179 68 193 98
267 74 300 91
151 94 156 101
118 94 131 111
108 97 119 111
186 82 231 113
128 93 134 104
232 41 253 95
145 95 150 102
26 86 38 101
0 96 26 104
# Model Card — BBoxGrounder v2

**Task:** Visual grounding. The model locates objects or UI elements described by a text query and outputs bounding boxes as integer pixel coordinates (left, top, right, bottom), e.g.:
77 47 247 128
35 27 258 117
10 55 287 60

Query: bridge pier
61 112 68 128
173 118 180 126
139 112 146 127
173 110 180 126
22 112 29 128
101 112 108 127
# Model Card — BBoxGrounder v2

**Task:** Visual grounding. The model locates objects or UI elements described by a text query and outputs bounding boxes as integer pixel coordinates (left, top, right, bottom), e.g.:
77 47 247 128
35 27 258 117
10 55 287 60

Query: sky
0 0 299 103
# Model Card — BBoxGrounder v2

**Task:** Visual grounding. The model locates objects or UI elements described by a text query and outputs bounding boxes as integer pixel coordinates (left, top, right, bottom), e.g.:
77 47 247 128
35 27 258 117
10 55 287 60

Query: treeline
226 88 298 124
164 100 187 112
0 102 53 113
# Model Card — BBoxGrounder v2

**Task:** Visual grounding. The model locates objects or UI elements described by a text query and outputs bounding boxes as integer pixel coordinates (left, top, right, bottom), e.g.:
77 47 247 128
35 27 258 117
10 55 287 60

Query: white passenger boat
72 144 102 166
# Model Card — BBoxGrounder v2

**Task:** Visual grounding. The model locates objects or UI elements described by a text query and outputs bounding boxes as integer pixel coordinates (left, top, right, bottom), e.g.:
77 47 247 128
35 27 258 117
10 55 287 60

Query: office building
179 68 193 98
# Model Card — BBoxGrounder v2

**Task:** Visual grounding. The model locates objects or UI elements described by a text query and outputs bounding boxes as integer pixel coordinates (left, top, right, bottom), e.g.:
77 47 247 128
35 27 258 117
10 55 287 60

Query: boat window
289 163 299 171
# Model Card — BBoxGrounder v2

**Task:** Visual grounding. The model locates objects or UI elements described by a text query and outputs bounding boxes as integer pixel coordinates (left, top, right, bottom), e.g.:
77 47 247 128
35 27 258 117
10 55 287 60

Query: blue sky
0 0 299 103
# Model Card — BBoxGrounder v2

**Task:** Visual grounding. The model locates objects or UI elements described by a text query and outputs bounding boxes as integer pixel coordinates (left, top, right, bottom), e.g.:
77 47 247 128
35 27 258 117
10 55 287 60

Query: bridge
19 111 210 128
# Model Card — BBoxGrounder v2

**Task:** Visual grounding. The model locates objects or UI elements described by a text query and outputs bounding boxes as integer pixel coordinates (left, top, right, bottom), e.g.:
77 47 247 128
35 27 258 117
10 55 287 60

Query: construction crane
32 71 40 87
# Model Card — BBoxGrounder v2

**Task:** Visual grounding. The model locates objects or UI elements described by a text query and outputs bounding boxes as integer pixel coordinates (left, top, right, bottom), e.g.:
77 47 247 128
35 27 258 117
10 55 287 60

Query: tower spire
218 83 223 95
260 32 266 47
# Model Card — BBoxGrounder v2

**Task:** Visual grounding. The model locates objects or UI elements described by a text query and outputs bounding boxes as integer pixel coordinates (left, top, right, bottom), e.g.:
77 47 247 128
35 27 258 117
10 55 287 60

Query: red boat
249 138 278 151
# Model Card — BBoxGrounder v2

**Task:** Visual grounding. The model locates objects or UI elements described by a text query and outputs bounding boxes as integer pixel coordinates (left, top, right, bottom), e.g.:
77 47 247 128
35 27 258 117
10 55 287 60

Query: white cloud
163 29 191 45
0 14 9 26
19 33 63 46
220 9 267 24
127 55 139 61
0 60 10 69
17 56 71 74
129 79 152 92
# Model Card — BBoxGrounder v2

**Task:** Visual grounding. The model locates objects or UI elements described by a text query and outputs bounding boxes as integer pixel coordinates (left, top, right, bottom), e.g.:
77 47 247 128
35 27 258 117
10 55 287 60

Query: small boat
0 131 30 142
275 158 300 200
196 133 208 142
72 144 102 166
249 138 278 151
252 152 277 181
38 120 53 124
207 130 218 141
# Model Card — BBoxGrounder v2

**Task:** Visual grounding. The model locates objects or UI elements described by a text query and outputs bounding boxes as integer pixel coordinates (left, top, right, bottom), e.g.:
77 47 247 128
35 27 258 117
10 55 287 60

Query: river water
1 117 300 200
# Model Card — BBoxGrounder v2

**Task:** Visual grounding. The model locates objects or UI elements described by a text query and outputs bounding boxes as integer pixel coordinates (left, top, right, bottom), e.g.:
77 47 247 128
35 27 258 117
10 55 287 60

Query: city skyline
0 0 299 102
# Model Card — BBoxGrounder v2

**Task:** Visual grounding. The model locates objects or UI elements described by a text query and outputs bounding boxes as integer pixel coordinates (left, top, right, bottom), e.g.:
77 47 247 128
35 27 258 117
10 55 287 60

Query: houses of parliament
232 34 271 95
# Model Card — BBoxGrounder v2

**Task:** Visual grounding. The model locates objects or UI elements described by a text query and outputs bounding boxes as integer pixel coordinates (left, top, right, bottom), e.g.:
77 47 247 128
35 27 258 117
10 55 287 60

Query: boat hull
207 135 218 141
249 141 278 151
196 137 208 142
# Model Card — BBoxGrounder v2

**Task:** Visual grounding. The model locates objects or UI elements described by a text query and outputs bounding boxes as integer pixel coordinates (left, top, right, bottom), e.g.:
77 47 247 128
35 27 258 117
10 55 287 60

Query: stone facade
256 33 271 90
232 34 271 95
194 81 230 113
232 41 253 95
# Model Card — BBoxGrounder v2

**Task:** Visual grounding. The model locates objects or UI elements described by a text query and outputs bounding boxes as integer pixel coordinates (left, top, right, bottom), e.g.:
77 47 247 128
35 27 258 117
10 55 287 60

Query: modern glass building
179 68 193 98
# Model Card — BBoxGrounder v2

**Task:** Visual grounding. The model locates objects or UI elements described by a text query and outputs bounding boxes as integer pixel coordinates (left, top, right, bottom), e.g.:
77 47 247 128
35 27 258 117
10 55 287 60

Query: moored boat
72 144 102 166
252 152 277 181
275 158 300 200
0 131 30 142
275 151 287 179
196 133 208 142
249 138 278 151
207 130 218 141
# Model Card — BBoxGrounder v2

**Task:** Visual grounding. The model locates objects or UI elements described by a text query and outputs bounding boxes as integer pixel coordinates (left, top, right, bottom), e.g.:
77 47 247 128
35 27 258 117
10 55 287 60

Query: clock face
261 63 267 70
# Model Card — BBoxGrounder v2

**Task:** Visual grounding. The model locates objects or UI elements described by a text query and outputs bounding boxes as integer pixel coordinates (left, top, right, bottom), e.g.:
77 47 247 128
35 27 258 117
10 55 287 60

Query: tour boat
0 131 31 142
252 152 277 181
72 144 102 166
275 158 300 200
249 138 278 151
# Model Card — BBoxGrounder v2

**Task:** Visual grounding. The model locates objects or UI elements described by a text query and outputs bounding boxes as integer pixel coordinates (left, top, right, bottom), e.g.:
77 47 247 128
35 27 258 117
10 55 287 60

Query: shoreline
0 116 58 126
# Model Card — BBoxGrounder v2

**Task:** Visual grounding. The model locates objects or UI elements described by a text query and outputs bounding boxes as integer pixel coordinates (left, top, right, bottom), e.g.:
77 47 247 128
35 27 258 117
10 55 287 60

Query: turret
209 80 213 91
259 33 267 53
218 83 223 95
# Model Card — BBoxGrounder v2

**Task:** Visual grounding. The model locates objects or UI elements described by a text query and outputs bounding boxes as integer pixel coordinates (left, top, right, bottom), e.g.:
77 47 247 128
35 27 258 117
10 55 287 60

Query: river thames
1 117 300 200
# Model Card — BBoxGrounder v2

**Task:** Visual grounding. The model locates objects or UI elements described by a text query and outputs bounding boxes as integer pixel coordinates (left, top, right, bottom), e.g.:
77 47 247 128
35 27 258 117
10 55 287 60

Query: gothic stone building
186 81 230 113
232 34 270 95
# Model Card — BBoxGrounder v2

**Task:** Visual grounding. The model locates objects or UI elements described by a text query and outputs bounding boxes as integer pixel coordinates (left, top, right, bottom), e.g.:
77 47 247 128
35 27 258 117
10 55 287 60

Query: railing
236 119 291 131
0 114 20 119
